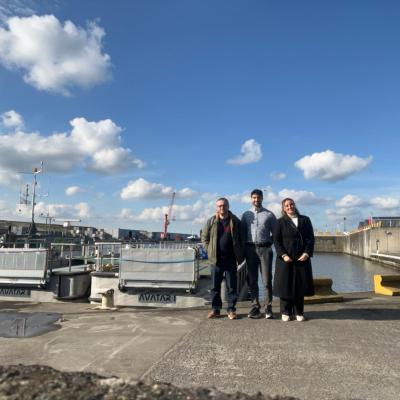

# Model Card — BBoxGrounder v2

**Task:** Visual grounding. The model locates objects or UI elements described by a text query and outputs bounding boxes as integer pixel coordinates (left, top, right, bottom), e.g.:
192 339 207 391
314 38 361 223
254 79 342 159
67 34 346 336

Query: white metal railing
0 248 48 286
126 241 197 250
119 247 199 291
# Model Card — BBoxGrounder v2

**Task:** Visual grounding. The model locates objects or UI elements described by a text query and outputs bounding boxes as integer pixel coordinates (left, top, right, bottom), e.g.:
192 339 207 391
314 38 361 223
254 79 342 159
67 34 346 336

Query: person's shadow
307 307 400 321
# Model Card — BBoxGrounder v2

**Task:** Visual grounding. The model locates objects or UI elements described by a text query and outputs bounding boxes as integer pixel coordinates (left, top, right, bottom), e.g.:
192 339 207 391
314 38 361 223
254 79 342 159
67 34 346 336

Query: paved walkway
1 293 400 400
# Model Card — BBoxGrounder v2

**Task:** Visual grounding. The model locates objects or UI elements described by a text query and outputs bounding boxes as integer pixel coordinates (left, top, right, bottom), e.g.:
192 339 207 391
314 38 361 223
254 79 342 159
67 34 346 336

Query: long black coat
273 214 315 298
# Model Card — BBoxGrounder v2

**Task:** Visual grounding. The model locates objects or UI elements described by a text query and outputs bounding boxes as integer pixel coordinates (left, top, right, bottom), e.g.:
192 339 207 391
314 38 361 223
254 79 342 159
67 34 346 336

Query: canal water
262 253 400 294
312 253 399 292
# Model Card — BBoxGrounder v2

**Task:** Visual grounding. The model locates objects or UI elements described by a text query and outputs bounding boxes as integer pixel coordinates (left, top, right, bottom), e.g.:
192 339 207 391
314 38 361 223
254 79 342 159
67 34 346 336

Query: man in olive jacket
201 197 244 320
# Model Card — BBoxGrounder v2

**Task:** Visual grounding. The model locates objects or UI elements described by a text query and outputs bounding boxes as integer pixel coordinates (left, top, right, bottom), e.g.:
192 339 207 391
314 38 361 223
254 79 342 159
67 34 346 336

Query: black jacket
201 212 244 265
273 214 315 298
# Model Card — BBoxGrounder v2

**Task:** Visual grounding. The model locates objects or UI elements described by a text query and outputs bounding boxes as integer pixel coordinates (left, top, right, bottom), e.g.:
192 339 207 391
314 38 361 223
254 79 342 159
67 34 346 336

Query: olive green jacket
201 212 244 265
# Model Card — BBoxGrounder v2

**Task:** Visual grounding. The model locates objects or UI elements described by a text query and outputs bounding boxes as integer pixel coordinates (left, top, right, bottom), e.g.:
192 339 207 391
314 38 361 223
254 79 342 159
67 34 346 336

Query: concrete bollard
305 277 343 304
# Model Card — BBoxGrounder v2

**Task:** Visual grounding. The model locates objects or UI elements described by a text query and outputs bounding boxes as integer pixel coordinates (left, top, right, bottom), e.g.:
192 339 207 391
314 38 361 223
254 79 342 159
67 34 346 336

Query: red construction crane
161 191 176 240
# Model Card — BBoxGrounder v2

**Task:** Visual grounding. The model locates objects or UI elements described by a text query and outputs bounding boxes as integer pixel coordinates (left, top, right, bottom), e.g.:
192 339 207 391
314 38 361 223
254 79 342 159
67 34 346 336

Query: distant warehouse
358 217 400 229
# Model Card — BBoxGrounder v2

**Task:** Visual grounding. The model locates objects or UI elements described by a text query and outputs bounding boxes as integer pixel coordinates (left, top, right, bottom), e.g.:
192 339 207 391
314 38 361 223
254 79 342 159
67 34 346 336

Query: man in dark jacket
201 197 244 320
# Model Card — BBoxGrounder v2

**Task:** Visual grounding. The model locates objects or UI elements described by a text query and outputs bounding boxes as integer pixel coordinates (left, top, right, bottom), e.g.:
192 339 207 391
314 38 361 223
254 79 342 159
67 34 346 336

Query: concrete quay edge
1 292 400 400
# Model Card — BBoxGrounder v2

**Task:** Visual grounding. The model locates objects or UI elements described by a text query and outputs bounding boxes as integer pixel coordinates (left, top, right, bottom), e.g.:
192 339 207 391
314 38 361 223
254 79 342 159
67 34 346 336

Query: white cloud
229 191 252 204
229 187 277 204
262 187 278 203
0 130 82 173
336 194 364 208
178 187 198 198
0 14 111 95
295 150 372 182
369 197 400 210
120 178 196 200
325 208 362 227
0 199 12 215
270 171 286 181
278 189 327 205
229 187 325 208
0 170 22 186
1 110 24 129
119 186 327 229
70 117 121 153
17 201 90 220
0 115 144 183
70 117 144 174
227 187 326 218
324 194 400 228
65 186 84 196
262 188 326 217
226 139 262 165
265 202 282 217
0 1 35 24
119 199 215 226
88 147 143 174
74 202 90 219
328 195 400 221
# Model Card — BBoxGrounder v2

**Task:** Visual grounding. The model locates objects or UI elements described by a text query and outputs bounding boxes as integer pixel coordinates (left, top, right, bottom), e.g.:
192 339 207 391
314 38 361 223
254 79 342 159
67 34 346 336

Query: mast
28 162 43 236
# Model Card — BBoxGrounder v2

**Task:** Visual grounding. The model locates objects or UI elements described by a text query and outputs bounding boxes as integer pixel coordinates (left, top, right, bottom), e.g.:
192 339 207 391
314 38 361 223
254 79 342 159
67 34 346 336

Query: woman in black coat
273 198 315 322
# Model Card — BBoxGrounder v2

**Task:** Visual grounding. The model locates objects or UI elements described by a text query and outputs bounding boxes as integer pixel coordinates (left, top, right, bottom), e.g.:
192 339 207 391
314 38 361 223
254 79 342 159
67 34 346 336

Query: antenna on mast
19 184 30 207
23 162 44 236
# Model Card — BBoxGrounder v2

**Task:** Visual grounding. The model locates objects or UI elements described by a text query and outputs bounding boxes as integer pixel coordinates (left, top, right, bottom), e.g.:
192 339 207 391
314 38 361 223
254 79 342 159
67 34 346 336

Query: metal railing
0 248 48 287
126 241 197 250
119 247 199 291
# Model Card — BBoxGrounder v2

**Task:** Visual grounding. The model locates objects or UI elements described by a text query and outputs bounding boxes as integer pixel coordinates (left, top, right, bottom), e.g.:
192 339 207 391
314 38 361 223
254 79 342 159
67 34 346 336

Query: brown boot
207 310 220 319
227 311 237 320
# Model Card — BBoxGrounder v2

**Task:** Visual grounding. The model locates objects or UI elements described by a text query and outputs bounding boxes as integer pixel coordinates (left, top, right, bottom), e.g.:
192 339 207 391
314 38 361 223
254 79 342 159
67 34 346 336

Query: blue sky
0 0 400 234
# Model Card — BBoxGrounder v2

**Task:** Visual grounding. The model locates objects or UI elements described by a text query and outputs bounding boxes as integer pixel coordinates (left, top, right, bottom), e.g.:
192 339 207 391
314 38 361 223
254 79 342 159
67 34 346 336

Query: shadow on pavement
307 307 400 321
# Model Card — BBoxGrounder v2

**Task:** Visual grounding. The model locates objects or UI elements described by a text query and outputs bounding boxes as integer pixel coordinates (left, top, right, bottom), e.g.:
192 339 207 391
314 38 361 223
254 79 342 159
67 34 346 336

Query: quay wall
343 227 400 257
314 235 346 253
315 227 400 269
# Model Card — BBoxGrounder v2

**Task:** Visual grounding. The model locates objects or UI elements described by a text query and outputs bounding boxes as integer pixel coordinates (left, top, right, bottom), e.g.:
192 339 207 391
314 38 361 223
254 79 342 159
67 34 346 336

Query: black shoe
248 307 262 319
265 305 273 319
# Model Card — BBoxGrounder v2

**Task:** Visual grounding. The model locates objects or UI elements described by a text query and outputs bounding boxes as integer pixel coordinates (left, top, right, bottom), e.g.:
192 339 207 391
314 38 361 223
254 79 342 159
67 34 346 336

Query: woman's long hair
281 197 300 217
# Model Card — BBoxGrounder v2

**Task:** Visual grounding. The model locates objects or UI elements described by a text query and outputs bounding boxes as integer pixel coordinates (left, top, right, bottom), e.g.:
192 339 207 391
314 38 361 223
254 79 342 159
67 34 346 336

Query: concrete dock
1 293 400 400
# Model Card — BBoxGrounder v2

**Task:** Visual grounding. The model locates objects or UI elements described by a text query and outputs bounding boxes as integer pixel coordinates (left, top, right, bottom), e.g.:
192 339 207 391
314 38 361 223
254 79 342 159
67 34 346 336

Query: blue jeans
210 263 238 312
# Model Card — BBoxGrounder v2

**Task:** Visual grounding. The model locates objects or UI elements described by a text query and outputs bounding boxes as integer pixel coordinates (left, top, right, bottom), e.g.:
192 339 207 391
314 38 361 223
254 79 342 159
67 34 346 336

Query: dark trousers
246 245 273 310
280 297 304 316
280 264 306 316
210 263 237 312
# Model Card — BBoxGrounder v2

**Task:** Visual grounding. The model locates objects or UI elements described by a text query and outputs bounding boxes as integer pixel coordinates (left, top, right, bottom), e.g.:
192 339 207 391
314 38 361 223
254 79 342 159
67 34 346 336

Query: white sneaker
281 314 290 322
296 315 306 322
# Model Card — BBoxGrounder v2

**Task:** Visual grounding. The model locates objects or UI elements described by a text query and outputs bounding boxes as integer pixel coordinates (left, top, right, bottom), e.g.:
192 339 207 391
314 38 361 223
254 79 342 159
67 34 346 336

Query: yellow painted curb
374 275 400 296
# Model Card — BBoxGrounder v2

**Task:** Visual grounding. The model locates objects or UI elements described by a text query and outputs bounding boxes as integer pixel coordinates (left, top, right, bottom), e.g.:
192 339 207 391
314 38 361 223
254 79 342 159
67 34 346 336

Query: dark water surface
312 253 400 292
260 253 400 295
